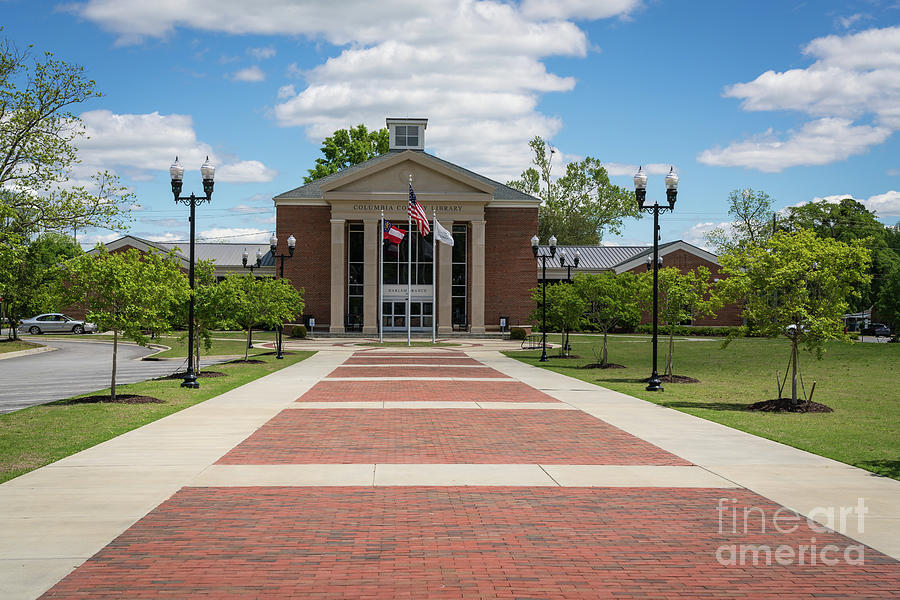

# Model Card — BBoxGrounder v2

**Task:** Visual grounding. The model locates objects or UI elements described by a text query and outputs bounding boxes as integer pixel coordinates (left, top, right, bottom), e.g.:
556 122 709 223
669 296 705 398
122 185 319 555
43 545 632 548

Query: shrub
509 327 527 340
634 324 748 337
290 324 307 338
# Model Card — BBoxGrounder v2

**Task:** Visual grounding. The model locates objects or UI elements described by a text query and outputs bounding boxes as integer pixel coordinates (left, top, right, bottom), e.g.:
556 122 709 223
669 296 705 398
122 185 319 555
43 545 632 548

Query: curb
0 344 58 361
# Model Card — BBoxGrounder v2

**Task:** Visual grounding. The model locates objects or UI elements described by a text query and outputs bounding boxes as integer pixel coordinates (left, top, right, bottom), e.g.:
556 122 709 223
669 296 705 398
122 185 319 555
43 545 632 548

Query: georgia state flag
383 221 406 245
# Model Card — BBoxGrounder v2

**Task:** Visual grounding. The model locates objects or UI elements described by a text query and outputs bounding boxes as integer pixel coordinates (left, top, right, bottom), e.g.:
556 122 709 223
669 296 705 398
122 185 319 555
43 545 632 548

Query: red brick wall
277 205 331 327
484 207 539 328
625 248 743 326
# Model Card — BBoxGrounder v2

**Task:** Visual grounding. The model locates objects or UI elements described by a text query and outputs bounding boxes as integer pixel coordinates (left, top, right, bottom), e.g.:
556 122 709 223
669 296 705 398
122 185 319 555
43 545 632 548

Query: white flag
433 217 454 246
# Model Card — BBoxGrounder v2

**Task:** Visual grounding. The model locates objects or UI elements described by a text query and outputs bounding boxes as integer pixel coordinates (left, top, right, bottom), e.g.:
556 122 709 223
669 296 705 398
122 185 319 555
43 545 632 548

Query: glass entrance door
382 301 433 331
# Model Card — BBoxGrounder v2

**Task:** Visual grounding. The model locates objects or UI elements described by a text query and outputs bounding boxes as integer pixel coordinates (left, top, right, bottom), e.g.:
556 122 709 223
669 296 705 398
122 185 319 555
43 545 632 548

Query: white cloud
835 13 866 29
230 65 265 82
69 0 639 181
520 0 641 21
602 162 674 177
698 118 890 172
197 228 272 243
78 231 122 247
74 110 276 183
247 46 276 60
700 25 900 170
277 84 296 99
863 190 900 216
681 221 729 252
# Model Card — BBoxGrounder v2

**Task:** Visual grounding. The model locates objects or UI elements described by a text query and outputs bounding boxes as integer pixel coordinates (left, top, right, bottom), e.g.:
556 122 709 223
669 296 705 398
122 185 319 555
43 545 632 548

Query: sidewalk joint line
538 464 562 487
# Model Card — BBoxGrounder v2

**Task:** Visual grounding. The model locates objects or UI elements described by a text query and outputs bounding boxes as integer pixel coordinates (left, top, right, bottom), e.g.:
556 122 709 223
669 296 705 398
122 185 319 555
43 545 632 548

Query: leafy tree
574 271 641 366
65 247 189 401
529 282 586 354
0 36 132 237
507 137 638 245
876 263 900 332
716 229 871 405
1 233 81 339
304 124 389 183
705 188 775 254
785 198 898 310
639 267 713 378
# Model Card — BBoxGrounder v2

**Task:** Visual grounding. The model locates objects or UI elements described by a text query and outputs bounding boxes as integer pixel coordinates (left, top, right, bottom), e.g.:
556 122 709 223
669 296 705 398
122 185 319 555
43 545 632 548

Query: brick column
438 221 453 335
362 219 379 334
471 219 486 334
329 219 345 334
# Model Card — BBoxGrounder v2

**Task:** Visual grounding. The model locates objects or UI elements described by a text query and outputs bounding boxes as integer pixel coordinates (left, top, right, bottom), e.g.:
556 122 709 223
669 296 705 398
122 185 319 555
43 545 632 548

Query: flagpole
432 209 436 344
379 210 384 344
407 175 412 347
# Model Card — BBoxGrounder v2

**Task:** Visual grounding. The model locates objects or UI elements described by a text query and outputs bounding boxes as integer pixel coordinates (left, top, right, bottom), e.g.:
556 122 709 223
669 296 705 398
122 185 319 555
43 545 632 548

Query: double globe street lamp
531 234 557 362
270 233 296 359
170 156 215 389
633 165 678 392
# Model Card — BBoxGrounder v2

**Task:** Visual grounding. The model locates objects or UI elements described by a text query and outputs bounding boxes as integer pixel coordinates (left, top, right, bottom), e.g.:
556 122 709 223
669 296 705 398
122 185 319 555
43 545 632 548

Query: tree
705 188 775 254
0 36 132 236
876 263 900 333
574 272 641 367
185 260 227 375
529 282 586 354
507 137 638 245
304 124 389 183
785 198 898 310
65 248 189 401
1 233 81 339
716 229 871 406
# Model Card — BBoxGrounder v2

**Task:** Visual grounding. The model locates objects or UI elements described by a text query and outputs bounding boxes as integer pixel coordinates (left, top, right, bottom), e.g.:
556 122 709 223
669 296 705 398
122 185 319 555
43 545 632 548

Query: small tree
574 272 641 367
529 282 586 354
705 188 775 254
218 275 304 360
257 277 305 347
653 266 713 378
66 248 189 400
717 229 871 405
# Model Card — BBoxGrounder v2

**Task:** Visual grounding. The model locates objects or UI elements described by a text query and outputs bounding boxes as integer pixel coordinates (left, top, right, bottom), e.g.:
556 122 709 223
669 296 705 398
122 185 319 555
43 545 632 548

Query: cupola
386 117 427 151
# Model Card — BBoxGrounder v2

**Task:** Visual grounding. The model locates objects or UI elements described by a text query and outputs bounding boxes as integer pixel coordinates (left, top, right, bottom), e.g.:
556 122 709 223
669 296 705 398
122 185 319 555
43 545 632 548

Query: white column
329 218 345 334
362 219 379 334
470 219 486 334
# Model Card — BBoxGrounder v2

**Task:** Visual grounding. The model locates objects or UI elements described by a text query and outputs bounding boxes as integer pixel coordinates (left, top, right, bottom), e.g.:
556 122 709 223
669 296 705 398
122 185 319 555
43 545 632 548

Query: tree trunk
665 330 675 377
111 329 118 402
790 335 799 406
244 328 251 362
601 328 608 366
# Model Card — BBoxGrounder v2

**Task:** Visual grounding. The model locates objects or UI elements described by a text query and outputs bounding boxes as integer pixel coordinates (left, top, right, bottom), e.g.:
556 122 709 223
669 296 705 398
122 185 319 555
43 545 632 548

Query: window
451 224 467 327
382 221 433 285
395 125 419 148
348 223 364 321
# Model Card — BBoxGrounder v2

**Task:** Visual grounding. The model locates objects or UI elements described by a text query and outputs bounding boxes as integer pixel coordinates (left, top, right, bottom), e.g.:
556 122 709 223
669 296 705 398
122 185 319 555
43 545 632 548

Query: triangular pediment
319 151 494 197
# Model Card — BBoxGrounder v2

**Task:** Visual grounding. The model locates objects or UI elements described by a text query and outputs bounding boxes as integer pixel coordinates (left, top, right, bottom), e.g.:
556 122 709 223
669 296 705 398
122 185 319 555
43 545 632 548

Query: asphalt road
0 337 226 414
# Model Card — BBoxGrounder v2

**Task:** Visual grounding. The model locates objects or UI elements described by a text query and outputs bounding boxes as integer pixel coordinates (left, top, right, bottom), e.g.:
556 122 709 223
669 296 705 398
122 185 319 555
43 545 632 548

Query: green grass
0 339 40 354
0 350 314 483
151 337 273 358
508 334 900 480
357 341 461 347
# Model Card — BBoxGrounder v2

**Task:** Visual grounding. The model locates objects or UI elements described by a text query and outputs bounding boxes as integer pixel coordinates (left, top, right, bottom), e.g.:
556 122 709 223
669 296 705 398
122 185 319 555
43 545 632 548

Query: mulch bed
228 359 266 365
159 371 227 380
58 394 165 405
746 398 834 413
583 363 625 369
658 374 700 384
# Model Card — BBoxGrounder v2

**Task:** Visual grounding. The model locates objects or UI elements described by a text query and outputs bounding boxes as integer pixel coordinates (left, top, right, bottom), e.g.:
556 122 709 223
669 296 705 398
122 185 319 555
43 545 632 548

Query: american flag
408 182 430 237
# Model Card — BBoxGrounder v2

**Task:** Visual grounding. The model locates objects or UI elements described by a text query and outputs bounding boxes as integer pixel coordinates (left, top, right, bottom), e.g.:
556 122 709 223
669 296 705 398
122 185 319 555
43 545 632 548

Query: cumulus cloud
74 110 276 183
67 0 641 181
863 190 900 216
602 162 675 177
700 26 900 171
247 46 276 60
698 118 890 172
197 228 272 243
230 65 265 82
681 221 729 252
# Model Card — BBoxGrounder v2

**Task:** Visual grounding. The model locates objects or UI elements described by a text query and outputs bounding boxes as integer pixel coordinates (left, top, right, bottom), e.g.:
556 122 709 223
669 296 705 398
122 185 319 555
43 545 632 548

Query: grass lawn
508 334 900 480
0 350 314 483
0 339 40 354
35 334 278 359
358 341 461 347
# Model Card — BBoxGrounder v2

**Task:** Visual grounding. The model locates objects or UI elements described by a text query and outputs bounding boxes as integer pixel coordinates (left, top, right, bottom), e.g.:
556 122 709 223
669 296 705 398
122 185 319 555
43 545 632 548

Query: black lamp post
241 247 263 349
558 249 580 355
634 165 678 392
270 233 296 359
170 156 215 389
531 233 557 362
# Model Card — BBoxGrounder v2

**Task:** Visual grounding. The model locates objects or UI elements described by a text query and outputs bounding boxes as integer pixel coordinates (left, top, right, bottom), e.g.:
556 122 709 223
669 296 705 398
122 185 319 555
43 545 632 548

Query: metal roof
274 150 537 202
154 242 276 267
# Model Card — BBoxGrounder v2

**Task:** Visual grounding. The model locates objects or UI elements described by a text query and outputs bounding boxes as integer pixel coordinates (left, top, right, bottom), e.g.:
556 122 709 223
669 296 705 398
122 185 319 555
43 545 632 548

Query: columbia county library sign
272 117 540 334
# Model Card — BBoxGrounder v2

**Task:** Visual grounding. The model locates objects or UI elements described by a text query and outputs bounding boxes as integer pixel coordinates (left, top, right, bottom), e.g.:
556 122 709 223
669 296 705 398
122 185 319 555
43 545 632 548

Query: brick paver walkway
38 348 900 599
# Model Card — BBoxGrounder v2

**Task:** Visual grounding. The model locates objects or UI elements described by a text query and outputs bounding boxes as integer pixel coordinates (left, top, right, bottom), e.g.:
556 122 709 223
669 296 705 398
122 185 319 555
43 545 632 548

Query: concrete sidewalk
1 345 898 598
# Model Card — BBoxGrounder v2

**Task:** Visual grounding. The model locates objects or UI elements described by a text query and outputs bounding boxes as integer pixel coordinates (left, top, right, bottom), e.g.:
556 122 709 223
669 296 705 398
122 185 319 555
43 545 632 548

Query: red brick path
40 487 900 599
216 409 690 465
343 356 481 365
296 380 561 403
328 365 510 378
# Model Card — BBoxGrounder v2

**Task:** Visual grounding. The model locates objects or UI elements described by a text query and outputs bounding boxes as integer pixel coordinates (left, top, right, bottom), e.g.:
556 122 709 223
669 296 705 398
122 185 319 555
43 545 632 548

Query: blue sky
4 0 900 249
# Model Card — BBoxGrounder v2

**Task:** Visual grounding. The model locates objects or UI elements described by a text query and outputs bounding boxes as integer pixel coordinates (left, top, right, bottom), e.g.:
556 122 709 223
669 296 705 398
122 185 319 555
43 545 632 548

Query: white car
18 313 98 335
